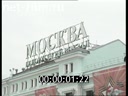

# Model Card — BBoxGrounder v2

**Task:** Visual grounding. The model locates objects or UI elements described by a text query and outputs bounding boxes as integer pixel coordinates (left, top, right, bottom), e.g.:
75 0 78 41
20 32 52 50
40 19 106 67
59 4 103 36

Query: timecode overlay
38 75 89 83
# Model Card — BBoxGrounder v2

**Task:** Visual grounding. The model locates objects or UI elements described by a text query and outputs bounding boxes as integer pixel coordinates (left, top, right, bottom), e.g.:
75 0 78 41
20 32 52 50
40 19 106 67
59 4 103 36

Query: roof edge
89 39 126 51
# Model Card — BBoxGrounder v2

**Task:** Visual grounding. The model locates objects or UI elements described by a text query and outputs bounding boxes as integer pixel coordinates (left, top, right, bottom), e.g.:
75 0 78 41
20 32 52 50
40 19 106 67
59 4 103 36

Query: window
12 84 15 92
35 78 37 87
6 86 8 94
21 82 24 90
65 64 68 74
124 56 126 62
66 92 74 96
25 81 27 89
52 73 54 76
56 72 59 76
16 84 18 92
86 90 94 96
70 63 73 72
4 87 6 95
31 79 33 88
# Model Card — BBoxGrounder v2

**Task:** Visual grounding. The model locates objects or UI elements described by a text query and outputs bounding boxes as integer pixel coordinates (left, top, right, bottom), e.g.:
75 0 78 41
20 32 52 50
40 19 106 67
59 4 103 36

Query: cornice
2 64 58 84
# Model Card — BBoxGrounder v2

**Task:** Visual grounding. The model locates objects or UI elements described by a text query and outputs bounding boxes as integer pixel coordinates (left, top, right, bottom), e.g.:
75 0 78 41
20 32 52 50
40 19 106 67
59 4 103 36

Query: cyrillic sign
26 22 90 68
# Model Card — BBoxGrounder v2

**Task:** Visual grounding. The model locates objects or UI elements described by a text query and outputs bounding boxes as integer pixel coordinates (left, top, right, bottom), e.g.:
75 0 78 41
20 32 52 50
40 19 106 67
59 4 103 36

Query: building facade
2 39 126 96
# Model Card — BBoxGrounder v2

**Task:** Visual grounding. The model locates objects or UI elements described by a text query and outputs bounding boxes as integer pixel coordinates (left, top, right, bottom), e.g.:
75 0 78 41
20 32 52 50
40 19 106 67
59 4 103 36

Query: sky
2 0 126 79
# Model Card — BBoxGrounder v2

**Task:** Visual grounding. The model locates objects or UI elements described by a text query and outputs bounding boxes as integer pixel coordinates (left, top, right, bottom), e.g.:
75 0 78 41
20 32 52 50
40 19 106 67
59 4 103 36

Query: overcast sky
2 0 126 79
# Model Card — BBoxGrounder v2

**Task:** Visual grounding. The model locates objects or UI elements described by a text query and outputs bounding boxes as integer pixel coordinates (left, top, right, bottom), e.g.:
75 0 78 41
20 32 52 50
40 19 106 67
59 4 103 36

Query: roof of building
2 39 125 81
89 39 125 51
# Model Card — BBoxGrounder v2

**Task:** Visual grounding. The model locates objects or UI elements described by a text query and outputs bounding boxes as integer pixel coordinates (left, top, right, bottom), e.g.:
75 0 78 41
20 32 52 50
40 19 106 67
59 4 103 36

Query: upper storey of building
2 39 125 83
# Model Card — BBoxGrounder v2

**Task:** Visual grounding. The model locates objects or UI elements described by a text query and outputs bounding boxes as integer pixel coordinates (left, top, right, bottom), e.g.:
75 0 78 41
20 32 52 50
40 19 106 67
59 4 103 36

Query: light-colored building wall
2 39 126 96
